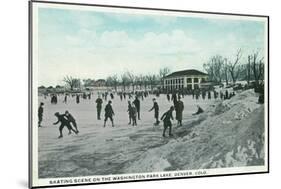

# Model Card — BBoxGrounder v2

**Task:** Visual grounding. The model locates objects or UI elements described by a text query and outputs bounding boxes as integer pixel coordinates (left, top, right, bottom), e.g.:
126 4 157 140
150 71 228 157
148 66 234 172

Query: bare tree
223 58 229 85
126 72 136 92
228 49 242 83
246 55 252 84
250 51 264 86
204 55 224 83
63 76 81 91
121 72 130 91
159 67 171 78
106 75 119 92
159 67 171 90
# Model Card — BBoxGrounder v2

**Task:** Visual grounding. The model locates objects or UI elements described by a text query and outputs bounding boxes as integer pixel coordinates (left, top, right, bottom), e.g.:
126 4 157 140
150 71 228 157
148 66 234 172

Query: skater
76 94 80 104
38 102 44 127
161 106 174 137
131 104 137 126
63 94 67 103
53 112 78 138
110 93 114 99
95 95 103 120
167 93 170 101
133 96 141 120
175 97 184 126
192 105 204 115
64 111 79 133
171 93 177 106
225 90 229 100
127 101 132 124
104 100 115 127
149 98 160 126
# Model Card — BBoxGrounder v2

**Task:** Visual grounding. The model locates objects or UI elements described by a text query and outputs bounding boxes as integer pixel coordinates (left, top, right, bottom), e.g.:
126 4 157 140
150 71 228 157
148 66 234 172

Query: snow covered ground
37 90 265 178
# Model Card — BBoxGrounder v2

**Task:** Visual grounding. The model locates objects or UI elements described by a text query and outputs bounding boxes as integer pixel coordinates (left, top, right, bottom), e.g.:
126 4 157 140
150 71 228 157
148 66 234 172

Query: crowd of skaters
38 88 235 138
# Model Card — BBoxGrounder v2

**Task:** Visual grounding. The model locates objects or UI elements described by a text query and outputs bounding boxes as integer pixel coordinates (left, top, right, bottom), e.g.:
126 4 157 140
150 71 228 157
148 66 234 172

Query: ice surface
37 90 265 178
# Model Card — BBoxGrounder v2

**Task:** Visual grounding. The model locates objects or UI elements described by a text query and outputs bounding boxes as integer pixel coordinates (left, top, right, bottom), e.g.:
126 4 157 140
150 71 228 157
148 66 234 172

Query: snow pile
124 89 265 172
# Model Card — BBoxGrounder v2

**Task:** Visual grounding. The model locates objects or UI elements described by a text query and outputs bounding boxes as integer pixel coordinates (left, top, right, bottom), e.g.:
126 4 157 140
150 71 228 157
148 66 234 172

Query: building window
194 78 199 83
194 84 199 89
201 78 205 83
187 78 192 83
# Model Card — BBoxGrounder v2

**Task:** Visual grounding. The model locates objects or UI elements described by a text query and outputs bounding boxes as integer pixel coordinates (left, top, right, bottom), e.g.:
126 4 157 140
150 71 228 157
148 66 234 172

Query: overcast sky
37 7 266 86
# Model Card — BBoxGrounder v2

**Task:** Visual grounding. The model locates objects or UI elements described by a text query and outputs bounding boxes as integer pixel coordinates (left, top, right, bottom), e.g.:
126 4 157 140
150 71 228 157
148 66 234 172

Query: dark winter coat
133 99 140 111
175 100 184 120
105 104 114 117
96 98 103 109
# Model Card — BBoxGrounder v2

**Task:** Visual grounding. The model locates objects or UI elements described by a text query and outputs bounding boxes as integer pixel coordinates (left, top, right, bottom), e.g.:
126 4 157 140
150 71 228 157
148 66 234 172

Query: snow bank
124 89 265 172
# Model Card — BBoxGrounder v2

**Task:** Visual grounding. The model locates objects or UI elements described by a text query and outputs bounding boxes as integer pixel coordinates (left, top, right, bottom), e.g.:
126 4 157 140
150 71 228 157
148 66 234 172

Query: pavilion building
163 69 208 90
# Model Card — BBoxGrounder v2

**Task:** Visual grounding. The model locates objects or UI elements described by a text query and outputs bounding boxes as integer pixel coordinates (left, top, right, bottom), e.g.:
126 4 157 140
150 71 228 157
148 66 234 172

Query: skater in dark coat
225 90 229 100
38 102 44 127
175 97 184 126
149 98 160 125
133 96 141 120
167 94 170 101
53 112 78 138
95 95 103 120
76 94 80 104
171 93 177 106
64 111 79 133
131 104 137 126
104 101 115 127
161 106 174 137
127 100 132 125
63 94 67 104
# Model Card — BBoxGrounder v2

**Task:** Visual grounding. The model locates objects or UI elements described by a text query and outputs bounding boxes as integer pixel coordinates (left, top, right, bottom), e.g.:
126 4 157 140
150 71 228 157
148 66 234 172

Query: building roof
164 69 208 78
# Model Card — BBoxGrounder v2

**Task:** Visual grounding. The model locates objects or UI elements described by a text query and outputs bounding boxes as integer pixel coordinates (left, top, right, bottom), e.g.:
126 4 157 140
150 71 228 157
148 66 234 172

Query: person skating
76 94 80 104
161 106 174 137
127 100 132 125
225 90 229 100
53 112 78 138
38 102 44 127
171 93 177 106
192 105 204 115
104 100 115 127
167 93 170 101
149 98 160 126
131 104 137 126
64 111 79 133
95 95 103 120
63 94 67 103
133 96 141 120
175 97 184 126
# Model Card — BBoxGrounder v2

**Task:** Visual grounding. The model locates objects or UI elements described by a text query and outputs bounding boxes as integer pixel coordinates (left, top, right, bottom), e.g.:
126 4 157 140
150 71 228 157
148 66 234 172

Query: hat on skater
54 112 60 116
65 110 69 114
108 100 112 104
40 102 44 106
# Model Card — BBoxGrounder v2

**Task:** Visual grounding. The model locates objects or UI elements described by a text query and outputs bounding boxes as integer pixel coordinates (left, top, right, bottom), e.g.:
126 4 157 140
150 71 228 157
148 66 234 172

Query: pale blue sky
38 7 266 86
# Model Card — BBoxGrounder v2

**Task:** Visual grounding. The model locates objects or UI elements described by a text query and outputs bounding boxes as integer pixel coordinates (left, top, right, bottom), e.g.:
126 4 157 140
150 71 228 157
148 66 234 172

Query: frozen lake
38 93 217 178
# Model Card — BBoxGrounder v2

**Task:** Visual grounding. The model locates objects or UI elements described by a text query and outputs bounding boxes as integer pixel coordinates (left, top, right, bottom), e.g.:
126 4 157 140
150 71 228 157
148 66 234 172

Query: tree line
59 68 172 92
203 49 265 86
